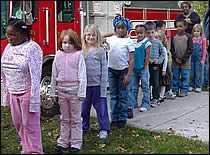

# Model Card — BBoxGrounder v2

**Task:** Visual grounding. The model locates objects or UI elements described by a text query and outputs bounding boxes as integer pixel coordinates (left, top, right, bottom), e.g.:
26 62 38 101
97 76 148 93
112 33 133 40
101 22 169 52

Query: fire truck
1 1 182 117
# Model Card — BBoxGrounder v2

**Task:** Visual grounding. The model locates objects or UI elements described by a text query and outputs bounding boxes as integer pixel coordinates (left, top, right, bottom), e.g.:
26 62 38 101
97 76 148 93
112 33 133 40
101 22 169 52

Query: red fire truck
1 1 182 117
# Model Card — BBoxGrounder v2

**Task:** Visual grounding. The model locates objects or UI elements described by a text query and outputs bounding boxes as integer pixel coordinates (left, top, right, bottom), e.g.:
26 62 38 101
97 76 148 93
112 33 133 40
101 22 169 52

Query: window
1 1 8 39
57 1 74 22
12 1 36 25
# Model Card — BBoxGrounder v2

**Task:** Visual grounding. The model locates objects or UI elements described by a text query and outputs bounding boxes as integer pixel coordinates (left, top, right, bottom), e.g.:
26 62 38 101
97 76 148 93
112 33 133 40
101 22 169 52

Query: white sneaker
139 107 148 112
194 88 201 93
189 87 193 92
99 130 108 139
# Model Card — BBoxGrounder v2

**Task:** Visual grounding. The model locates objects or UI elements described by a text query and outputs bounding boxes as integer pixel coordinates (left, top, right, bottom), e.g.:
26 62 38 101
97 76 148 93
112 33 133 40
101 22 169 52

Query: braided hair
7 16 31 40
113 15 131 33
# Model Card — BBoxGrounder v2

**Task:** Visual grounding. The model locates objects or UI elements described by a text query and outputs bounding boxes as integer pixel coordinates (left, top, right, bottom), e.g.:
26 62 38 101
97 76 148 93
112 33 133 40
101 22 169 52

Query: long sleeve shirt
171 33 193 69
149 38 165 64
162 47 168 72
83 47 108 97
50 50 87 98
1 40 43 112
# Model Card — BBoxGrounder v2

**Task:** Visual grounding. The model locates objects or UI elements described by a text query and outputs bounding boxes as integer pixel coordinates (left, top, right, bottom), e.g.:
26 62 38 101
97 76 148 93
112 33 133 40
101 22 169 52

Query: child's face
193 28 201 38
85 30 97 46
146 29 156 39
62 35 75 52
135 26 146 41
176 22 185 34
116 24 127 38
6 25 24 46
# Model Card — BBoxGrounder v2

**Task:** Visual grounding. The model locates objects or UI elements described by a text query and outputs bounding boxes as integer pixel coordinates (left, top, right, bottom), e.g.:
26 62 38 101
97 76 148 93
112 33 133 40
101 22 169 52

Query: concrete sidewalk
91 91 209 143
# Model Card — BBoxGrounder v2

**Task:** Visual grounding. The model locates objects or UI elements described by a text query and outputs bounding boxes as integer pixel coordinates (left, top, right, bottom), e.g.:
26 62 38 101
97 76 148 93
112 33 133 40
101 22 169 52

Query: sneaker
69 147 80 153
127 107 133 119
165 91 176 100
98 130 108 139
178 92 187 97
117 120 126 128
159 97 164 103
194 88 201 93
55 145 67 154
189 87 193 92
139 107 148 112
151 99 159 107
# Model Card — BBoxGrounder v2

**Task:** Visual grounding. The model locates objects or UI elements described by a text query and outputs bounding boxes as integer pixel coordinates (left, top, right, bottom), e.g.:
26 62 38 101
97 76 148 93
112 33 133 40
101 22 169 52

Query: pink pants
57 91 82 149
9 91 43 154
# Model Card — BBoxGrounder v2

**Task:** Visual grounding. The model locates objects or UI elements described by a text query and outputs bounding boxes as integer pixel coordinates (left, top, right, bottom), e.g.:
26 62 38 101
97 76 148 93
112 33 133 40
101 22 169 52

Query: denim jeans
128 68 150 109
149 64 160 99
108 68 128 122
190 42 204 89
172 67 190 95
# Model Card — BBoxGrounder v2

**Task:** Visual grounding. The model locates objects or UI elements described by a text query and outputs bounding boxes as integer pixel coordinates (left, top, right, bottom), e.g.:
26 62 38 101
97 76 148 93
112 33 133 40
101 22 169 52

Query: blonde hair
192 24 203 37
155 30 168 48
58 29 82 51
82 24 102 52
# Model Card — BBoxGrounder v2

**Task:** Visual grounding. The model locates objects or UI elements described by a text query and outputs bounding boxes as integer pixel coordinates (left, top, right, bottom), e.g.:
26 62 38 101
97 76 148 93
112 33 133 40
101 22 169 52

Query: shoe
178 92 187 97
69 147 80 153
98 130 108 139
150 99 159 107
189 87 193 92
159 97 164 103
139 107 148 112
127 107 133 119
165 91 176 100
110 121 118 129
194 88 201 93
55 145 67 154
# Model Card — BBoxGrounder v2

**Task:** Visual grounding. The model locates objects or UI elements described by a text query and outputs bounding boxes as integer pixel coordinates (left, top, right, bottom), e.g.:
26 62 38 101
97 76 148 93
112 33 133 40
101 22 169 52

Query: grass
1 107 209 154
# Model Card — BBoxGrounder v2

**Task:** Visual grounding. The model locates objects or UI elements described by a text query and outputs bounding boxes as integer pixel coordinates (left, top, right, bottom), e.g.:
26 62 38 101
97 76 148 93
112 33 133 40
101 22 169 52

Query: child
128 24 152 113
49 29 87 153
1 17 43 154
189 24 207 92
171 18 193 97
81 24 110 139
105 15 135 127
145 21 165 107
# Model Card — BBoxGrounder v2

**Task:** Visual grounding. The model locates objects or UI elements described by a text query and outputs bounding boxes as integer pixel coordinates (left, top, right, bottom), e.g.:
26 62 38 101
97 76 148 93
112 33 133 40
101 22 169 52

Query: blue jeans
172 67 190 95
108 68 128 122
128 68 150 109
190 60 204 89
203 53 209 87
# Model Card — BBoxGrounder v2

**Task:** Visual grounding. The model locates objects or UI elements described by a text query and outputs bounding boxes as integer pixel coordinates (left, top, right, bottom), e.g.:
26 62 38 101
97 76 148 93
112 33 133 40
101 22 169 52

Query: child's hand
123 75 130 87
153 59 158 64
162 71 166 76
175 58 182 64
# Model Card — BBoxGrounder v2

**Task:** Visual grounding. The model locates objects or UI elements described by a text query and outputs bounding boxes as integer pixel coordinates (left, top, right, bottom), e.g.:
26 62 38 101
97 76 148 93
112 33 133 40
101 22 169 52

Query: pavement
91 90 209 143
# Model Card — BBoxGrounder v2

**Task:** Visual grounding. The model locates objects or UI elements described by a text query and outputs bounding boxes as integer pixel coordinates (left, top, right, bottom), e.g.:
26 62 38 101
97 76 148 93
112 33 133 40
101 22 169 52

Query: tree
191 1 209 21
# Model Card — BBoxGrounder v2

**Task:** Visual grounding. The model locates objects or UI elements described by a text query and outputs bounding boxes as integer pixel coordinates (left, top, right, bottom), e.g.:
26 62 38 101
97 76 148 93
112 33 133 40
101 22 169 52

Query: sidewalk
91 91 209 143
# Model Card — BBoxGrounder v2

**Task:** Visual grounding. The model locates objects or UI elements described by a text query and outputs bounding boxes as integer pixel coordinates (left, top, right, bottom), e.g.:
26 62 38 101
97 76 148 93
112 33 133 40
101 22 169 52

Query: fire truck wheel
40 64 60 118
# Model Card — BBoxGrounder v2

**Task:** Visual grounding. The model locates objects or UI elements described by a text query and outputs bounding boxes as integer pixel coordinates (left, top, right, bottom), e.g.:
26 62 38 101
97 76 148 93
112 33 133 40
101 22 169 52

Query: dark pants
149 64 160 99
108 68 128 123
81 86 110 132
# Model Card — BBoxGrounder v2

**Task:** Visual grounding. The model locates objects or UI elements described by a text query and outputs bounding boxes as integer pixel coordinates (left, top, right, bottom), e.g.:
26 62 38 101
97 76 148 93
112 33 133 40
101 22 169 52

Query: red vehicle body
1 1 182 117
122 7 182 39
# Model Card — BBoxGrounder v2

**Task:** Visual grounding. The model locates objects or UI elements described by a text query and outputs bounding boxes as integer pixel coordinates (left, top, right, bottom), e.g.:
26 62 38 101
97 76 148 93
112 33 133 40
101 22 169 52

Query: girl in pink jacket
49 29 87 153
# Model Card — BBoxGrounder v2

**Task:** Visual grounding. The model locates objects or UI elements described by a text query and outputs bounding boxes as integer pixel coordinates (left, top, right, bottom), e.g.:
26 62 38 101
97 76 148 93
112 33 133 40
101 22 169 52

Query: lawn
1 107 209 154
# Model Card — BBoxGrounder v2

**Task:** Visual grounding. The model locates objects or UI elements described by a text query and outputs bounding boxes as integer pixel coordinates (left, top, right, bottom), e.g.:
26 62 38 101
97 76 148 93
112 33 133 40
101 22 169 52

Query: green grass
1 107 209 154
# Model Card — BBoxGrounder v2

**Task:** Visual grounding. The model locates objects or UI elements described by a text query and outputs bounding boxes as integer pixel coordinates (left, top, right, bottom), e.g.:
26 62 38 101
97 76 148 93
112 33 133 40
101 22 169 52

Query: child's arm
124 51 134 86
1 72 10 107
101 32 114 38
144 45 151 68
162 47 168 73
158 41 166 64
77 54 87 99
180 34 193 64
201 38 207 64
49 56 58 97
100 49 108 98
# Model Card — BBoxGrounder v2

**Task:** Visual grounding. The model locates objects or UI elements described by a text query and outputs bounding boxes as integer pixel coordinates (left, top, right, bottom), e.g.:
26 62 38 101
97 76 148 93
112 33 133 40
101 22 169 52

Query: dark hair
174 17 186 28
145 21 156 30
155 20 166 29
135 24 146 30
7 17 31 40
